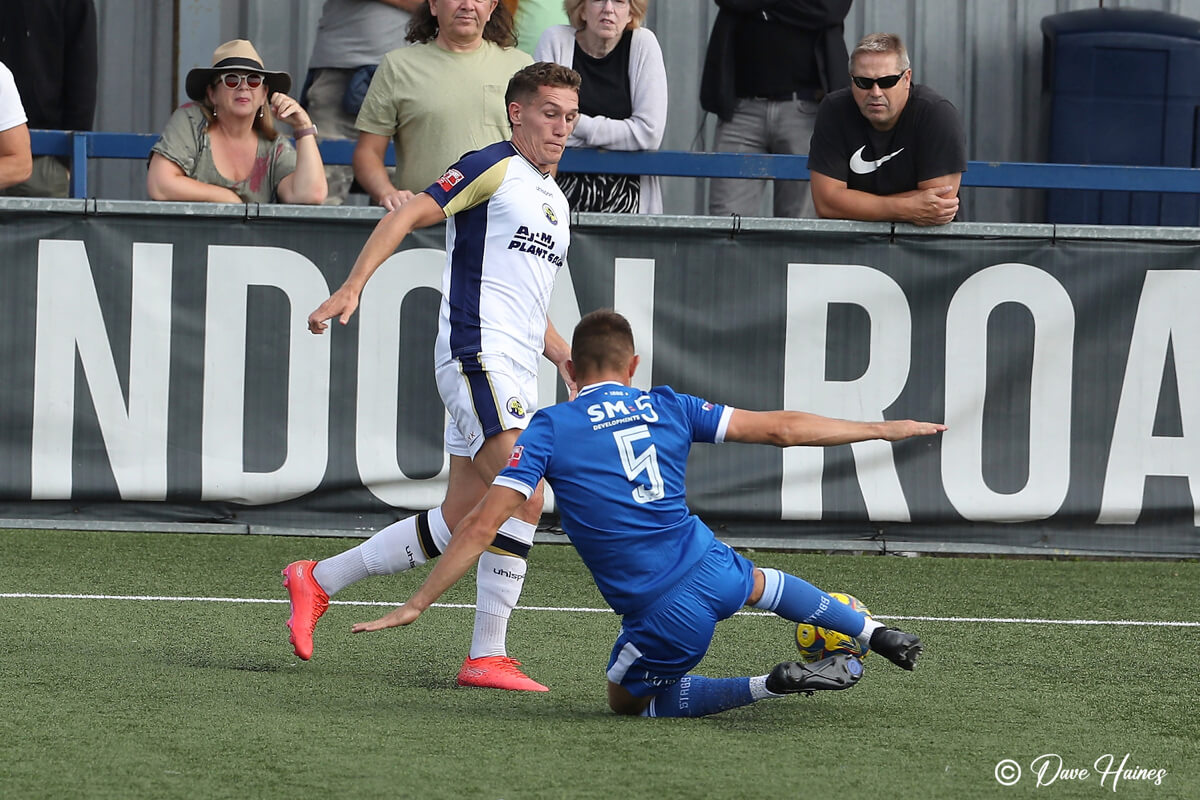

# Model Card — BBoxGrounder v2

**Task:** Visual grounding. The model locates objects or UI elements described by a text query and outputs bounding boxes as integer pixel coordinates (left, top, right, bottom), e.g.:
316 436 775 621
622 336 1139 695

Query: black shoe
870 627 922 671
766 653 863 696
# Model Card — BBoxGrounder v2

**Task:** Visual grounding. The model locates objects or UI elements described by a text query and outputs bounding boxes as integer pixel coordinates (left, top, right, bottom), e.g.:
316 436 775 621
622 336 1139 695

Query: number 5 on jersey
613 425 664 503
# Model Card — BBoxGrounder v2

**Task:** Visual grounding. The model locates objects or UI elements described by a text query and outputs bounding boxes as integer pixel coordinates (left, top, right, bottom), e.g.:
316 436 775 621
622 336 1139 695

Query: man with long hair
353 0 532 210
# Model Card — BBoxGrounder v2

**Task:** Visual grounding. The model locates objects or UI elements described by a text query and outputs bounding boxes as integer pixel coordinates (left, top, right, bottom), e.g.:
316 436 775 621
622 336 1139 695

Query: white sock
469 517 535 659
750 675 780 700
856 617 884 651
425 506 453 553
312 509 452 597
311 547 369 598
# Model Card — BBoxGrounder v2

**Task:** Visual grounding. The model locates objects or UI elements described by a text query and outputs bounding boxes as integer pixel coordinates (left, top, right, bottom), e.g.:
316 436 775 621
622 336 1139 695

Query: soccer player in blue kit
350 310 948 718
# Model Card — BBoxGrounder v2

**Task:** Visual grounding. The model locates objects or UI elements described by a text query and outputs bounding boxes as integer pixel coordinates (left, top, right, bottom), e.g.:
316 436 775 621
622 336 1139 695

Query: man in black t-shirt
808 33 966 226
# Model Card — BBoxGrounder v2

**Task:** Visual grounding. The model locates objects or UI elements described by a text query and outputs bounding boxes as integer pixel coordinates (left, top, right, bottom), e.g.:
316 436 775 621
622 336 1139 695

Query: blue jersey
495 382 734 614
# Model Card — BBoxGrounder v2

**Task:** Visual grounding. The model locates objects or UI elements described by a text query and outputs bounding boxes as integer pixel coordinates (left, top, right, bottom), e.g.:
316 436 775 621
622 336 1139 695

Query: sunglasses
851 73 906 90
216 72 266 90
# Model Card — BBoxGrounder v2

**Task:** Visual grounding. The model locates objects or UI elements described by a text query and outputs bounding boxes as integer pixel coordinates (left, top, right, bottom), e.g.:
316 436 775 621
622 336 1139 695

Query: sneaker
282 560 328 661
456 656 549 692
766 653 863 696
870 627 922 671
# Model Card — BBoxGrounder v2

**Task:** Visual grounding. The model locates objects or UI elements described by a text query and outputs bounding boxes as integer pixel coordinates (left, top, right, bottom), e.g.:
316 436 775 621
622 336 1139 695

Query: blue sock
753 568 866 638
644 675 760 718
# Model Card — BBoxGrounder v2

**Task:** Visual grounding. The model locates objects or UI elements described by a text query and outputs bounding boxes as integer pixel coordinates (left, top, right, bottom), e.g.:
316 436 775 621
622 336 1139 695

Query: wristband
293 126 318 139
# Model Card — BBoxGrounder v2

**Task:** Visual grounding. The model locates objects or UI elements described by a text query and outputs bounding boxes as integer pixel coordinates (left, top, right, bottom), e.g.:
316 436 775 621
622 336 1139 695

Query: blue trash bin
1043 8 1200 225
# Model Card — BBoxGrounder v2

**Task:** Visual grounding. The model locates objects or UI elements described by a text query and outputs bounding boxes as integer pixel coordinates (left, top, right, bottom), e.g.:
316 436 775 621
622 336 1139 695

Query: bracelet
293 125 318 139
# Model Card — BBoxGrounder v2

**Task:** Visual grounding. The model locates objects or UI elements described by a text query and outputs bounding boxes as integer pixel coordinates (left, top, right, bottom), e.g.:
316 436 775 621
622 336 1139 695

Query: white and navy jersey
495 382 735 615
424 140 571 375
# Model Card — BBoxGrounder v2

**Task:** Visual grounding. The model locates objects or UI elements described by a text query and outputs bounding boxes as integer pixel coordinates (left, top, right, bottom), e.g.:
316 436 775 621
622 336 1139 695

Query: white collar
576 381 627 397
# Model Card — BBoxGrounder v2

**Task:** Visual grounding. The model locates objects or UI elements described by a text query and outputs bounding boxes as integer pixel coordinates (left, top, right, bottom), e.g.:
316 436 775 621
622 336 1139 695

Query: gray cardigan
534 24 667 214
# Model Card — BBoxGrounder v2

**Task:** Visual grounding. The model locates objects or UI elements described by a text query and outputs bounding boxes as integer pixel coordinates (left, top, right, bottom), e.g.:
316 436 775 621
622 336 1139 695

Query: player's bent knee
746 567 767 606
607 682 651 715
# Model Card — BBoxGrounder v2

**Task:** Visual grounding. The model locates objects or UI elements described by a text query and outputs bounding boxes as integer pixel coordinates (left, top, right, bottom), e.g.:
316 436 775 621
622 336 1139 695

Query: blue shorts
605 540 756 697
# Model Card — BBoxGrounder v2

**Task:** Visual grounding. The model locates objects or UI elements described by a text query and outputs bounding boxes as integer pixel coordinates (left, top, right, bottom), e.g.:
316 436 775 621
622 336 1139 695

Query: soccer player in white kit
284 62 581 692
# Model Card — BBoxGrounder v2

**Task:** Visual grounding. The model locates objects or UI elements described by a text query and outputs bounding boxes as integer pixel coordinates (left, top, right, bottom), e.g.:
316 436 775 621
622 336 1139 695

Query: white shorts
435 352 539 458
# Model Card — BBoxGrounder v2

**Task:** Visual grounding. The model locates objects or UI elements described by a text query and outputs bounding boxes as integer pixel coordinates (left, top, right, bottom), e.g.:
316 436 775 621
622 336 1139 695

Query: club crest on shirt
437 168 465 192
506 397 526 418
507 445 524 467
542 203 558 225
702 401 715 411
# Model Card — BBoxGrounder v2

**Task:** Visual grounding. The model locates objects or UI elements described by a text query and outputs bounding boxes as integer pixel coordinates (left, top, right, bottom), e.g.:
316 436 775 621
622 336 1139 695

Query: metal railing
29 129 1200 199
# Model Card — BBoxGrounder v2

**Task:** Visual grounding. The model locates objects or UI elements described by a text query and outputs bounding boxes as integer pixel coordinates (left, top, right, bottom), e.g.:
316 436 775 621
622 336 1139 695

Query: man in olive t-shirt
353 0 532 211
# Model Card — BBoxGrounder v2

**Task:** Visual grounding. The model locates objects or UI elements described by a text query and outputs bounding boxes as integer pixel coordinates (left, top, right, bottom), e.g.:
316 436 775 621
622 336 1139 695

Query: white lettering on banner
614 257 655 391
22 236 1199 528
942 264 1074 521
783 264 913 521
31 241 173 500
356 248 449 508
1099 270 1200 525
201 246 331 504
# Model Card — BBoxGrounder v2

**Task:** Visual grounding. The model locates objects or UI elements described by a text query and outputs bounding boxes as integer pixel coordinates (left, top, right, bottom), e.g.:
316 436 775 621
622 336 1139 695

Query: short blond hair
851 32 910 73
564 0 647 32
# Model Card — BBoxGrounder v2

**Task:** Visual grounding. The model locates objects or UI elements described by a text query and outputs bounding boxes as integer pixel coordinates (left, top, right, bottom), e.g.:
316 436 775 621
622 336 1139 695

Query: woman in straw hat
148 39 327 204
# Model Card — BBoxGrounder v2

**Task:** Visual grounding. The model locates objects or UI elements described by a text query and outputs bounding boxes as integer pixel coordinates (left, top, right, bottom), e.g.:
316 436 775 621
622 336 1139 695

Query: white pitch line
1 592 1197 627
0 592 613 613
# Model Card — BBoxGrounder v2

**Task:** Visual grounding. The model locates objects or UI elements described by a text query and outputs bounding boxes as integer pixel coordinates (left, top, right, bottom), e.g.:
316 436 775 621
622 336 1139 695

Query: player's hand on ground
351 604 421 633
307 287 361 333
907 185 958 226
380 189 415 212
882 420 947 441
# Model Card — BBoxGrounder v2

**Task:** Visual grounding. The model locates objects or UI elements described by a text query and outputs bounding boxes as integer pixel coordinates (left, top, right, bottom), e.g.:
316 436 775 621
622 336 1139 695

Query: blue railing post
70 132 88 199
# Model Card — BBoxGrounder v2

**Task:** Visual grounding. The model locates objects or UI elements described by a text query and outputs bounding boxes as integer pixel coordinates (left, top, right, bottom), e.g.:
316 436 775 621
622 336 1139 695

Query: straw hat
185 39 292 102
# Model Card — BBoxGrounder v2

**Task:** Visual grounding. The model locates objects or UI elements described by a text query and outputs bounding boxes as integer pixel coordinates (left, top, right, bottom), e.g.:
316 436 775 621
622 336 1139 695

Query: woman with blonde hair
535 0 666 213
148 40 327 204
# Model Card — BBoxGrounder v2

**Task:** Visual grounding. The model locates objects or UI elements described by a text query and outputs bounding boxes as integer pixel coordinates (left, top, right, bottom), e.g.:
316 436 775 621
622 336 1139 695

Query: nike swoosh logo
849 146 904 175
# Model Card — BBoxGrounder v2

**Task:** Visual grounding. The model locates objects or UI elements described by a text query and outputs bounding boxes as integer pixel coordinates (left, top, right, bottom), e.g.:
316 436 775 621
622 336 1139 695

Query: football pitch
1 528 1196 800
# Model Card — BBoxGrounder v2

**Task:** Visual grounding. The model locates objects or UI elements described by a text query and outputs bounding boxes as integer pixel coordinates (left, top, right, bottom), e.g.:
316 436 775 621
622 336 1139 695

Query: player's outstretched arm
307 192 445 334
725 409 946 448
350 486 527 632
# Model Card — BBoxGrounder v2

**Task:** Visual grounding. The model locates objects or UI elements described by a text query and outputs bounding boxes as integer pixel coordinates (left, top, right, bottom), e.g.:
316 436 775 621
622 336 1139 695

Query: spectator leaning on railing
535 0 667 214
0 0 96 198
300 0 421 205
147 40 327 205
352 0 531 211
0 60 33 190
807 32 966 226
